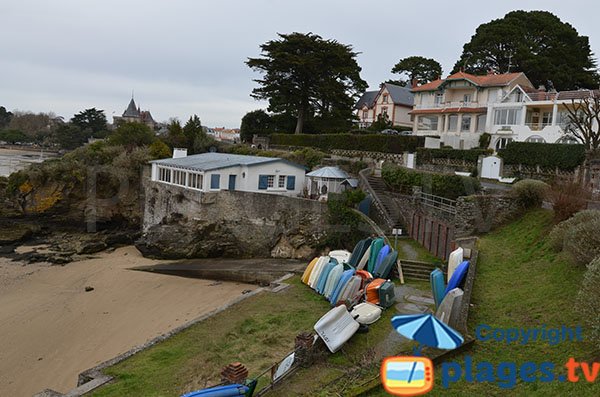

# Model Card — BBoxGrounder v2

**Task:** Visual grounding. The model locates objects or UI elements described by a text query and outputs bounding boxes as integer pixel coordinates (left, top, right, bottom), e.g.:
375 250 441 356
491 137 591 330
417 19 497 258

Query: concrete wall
139 177 329 259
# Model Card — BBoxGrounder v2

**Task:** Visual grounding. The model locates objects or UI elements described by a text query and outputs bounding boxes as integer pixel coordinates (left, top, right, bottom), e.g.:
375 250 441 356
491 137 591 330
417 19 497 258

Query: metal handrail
358 168 395 230
418 191 457 215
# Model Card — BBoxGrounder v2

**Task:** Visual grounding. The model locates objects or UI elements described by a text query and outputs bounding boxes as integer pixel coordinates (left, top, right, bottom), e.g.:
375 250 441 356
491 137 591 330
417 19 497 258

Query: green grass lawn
366 210 600 396
91 277 331 397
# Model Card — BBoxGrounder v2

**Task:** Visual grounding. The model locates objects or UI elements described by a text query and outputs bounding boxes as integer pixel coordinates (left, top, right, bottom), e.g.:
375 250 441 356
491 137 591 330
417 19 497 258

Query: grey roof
341 178 359 188
150 152 305 172
306 166 349 179
355 91 378 109
123 98 140 117
384 83 414 107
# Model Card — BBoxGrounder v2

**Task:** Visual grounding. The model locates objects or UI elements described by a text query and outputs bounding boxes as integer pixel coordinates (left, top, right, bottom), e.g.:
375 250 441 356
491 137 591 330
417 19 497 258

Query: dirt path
0 246 256 396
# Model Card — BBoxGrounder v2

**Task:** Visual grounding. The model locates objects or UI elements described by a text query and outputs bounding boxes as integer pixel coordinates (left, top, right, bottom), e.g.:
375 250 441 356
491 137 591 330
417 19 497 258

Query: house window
526 135 546 143
494 108 521 125
381 107 388 115
476 114 486 133
463 94 471 104
515 90 523 102
448 114 458 132
172 170 186 186
542 112 553 126
461 115 471 132
158 167 171 183
189 173 203 189
434 93 443 105
210 174 220 189
267 175 275 188
495 137 514 150
362 109 368 119
418 115 438 131
383 94 389 103
278 175 286 188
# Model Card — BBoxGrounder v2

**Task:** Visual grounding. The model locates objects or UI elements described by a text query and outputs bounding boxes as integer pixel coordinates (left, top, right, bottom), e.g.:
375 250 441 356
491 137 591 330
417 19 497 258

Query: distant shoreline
0 145 60 154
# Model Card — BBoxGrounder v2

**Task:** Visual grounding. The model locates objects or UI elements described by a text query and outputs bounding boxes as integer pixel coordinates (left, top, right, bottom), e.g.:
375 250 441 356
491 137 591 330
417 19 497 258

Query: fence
418 191 457 215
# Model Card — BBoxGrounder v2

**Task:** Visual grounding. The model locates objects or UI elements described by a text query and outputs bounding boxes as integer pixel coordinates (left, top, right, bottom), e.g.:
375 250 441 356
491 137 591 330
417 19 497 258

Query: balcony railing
525 122 552 131
415 101 479 109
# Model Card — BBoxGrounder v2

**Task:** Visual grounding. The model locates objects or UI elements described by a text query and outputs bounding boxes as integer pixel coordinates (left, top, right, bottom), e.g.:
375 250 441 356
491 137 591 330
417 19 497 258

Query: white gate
481 155 503 180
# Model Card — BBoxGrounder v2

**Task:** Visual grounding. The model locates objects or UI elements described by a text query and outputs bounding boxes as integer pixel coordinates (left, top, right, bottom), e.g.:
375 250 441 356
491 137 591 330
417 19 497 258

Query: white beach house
150 152 307 196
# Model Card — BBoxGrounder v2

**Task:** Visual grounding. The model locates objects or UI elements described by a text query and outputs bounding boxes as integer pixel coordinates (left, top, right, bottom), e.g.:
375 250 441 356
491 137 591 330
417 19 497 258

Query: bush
324 191 368 250
479 133 491 149
498 142 586 170
510 179 549 208
287 147 325 170
562 216 600 265
548 210 600 251
416 148 492 165
548 181 591 223
149 140 172 160
270 133 424 154
382 163 481 200
576 257 600 350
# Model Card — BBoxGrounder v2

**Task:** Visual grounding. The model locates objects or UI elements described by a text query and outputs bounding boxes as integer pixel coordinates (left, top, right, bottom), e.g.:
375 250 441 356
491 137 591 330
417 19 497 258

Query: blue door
228 174 236 190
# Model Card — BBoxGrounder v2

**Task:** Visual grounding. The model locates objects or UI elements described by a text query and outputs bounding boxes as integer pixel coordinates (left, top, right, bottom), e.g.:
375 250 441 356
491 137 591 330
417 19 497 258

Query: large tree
453 11 599 91
183 115 212 154
391 56 442 86
0 106 13 129
247 32 367 134
240 109 272 142
71 108 107 138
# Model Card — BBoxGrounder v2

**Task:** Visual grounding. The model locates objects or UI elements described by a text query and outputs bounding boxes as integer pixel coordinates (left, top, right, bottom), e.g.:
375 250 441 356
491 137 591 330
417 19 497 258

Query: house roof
306 166 349 179
123 98 140 117
412 72 526 92
151 152 306 172
383 83 414 107
341 178 359 188
355 91 378 109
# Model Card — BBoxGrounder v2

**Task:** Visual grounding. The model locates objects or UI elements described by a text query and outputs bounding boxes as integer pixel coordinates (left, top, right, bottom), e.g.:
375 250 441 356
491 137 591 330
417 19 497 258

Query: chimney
173 148 188 158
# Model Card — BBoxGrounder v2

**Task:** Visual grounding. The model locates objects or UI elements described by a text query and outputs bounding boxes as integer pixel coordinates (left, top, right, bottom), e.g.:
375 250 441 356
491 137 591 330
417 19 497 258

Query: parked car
380 129 398 135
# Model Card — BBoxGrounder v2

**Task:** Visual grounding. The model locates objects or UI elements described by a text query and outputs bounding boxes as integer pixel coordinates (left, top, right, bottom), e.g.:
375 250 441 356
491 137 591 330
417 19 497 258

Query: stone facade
137 176 330 259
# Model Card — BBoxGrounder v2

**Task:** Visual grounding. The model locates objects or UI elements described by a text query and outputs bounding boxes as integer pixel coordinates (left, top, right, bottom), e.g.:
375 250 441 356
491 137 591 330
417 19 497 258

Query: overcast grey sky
1 1 599 127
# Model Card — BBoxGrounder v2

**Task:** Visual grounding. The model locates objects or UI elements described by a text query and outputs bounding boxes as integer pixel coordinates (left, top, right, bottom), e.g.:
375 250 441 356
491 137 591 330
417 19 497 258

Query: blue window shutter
286 175 296 190
258 175 268 190
210 174 220 189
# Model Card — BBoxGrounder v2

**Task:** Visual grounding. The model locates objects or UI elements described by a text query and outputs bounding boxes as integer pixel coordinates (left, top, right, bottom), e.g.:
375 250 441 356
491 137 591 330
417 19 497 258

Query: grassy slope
91 278 331 397
368 210 600 396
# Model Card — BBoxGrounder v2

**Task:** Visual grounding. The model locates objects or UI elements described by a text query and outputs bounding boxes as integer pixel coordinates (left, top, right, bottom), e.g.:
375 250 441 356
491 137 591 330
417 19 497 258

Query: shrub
548 181 591 223
562 216 600 265
548 210 600 251
498 142 586 170
270 133 425 154
479 133 491 149
576 257 600 350
149 140 172 160
382 163 481 200
510 179 549 208
416 148 492 165
287 147 324 170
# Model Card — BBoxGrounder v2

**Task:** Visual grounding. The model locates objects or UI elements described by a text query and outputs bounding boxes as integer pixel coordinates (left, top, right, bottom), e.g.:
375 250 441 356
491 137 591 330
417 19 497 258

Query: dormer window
383 94 389 103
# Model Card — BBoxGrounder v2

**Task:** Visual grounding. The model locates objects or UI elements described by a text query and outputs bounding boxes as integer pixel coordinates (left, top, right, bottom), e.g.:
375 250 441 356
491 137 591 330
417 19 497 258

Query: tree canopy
71 108 107 138
453 11 599 91
240 109 272 142
108 122 155 148
391 56 442 85
0 106 13 129
247 32 367 134
183 115 212 154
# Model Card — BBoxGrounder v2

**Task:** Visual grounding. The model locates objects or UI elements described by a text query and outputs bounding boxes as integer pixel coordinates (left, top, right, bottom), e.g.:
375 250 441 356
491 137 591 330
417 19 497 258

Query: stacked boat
429 246 470 330
302 237 399 353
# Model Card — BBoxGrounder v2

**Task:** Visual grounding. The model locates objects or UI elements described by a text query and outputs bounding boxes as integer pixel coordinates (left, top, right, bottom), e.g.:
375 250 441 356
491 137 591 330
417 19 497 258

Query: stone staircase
359 169 404 233
400 259 445 281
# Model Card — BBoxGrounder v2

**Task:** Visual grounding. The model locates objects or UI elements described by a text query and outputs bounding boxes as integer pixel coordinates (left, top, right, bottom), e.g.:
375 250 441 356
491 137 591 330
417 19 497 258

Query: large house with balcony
410 71 533 149
355 83 414 129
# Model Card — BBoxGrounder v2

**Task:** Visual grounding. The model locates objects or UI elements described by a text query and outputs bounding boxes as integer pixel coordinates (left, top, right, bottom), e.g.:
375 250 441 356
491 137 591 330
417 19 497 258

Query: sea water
0 148 56 177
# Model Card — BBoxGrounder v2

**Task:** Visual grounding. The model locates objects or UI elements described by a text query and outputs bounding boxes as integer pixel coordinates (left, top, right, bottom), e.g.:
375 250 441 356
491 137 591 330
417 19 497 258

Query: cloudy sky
2 1 599 127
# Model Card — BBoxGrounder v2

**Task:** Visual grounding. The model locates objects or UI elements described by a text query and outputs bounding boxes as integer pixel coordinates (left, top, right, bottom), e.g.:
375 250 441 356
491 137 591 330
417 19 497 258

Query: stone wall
137 177 330 260
454 195 522 237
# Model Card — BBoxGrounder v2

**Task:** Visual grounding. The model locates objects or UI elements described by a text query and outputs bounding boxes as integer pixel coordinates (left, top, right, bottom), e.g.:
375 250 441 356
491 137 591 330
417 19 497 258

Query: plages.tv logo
381 356 434 396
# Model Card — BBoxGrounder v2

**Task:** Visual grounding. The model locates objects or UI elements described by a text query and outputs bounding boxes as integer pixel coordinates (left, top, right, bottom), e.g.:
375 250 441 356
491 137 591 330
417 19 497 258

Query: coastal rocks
0 222 39 245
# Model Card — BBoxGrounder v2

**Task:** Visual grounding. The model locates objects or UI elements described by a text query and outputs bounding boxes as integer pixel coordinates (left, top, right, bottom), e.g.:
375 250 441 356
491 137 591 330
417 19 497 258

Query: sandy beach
0 246 256 396
0 147 58 177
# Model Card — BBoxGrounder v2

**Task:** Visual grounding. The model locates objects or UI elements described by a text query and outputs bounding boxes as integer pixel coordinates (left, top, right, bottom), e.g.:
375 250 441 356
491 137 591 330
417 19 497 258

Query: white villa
409 71 594 150
355 83 414 129
150 152 306 196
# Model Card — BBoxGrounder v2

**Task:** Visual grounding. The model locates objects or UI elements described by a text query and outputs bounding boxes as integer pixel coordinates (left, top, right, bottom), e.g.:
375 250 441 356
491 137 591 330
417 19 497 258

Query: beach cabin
150 152 306 197
306 166 350 198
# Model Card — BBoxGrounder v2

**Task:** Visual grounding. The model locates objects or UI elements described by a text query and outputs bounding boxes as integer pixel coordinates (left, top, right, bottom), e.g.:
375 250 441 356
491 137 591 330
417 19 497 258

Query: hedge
382 163 481 200
270 133 425 153
498 142 586 170
416 148 493 165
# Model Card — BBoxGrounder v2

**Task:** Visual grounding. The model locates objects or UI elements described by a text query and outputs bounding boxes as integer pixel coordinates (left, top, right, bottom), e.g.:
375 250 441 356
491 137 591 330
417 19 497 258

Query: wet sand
0 246 256 396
